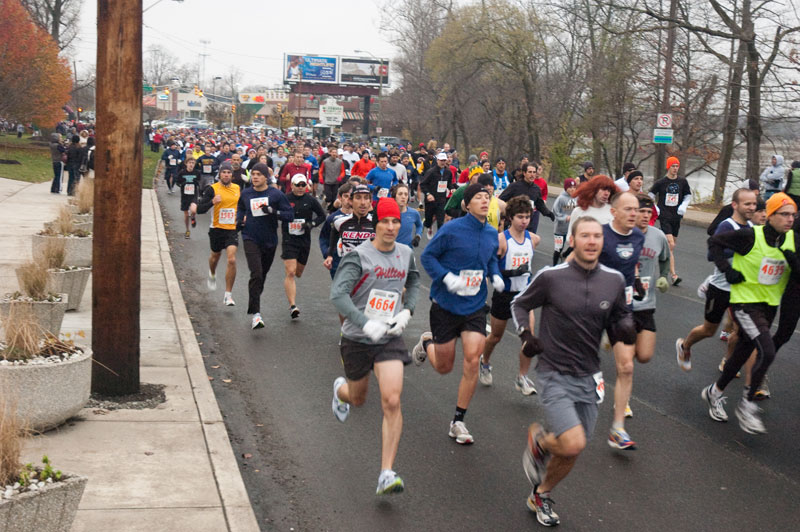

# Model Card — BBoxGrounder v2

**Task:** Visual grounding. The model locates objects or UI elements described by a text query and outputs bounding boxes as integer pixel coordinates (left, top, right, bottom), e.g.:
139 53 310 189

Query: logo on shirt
599 301 610 310
616 243 634 260
342 231 375 239
374 266 406 280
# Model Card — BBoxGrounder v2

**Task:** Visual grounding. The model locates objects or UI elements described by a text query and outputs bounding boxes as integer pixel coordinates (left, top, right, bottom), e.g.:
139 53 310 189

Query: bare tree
21 0 81 51
143 45 178 86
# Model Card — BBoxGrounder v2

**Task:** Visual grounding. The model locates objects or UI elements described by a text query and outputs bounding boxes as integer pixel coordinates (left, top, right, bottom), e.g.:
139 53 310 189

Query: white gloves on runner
386 309 411 336
492 275 505 292
362 320 389 342
443 272 467 293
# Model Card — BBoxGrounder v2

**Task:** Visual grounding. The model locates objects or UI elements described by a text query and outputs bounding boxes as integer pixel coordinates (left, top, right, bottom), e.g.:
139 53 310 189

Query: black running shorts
430 302 487 344
208 228 239 253
490 290 520 321
660 218 681 237
281 235 311 264
704 284 730 325
633 309 656 333
340 336 410 381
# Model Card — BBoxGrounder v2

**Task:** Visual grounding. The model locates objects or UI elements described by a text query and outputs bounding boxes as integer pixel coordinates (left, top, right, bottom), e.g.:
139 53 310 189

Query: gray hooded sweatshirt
760 154 785 191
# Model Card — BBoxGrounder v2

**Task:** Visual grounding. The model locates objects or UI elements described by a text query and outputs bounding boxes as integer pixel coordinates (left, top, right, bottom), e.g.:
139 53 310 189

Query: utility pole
92 0 142 395
654 0 678 179
199 39 210 88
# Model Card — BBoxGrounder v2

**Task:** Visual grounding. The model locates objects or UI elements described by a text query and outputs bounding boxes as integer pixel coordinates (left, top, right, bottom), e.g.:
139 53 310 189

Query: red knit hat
376 198 401 221
666 156 680 170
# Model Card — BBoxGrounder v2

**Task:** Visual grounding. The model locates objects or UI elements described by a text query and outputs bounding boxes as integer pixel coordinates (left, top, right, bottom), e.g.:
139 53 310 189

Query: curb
147 190 261 532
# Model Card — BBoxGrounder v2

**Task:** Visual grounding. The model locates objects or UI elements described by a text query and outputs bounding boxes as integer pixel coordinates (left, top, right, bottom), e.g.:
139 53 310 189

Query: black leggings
243 240 277 314
424 200 446 229
772 280 800 352
719 303 777 400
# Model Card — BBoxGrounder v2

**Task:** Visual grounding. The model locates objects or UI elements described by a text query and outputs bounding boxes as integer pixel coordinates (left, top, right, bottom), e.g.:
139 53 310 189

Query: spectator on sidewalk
49 133 66 194
66 135 82 196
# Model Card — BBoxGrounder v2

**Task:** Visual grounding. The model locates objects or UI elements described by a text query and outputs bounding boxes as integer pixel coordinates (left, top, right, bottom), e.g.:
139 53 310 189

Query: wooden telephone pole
92 0 143 395
654 0 678 179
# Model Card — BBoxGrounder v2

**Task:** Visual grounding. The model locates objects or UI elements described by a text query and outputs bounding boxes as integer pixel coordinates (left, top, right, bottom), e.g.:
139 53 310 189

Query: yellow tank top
211 182 241 230
487 196 500 229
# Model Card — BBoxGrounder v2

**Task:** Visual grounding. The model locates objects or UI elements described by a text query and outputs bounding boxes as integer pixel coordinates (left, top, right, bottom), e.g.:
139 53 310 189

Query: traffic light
164 88 170 95
231 105 236 113
277 103 282 112
194 86 199 95
198 90 203 97
77 107 83 113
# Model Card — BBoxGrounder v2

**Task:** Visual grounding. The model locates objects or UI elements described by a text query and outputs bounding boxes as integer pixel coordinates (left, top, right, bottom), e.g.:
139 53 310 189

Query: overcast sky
72 0 398 88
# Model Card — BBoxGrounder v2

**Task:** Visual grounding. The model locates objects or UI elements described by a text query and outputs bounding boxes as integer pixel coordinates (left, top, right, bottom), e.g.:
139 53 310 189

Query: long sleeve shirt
397 208 423 246
365 167 399 200
237 187 294 247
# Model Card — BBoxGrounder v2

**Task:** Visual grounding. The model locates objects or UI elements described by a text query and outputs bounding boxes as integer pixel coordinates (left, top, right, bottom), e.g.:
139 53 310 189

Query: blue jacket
421 213 500 315
397 208 423 246
365 167 398 200
237 187 294 247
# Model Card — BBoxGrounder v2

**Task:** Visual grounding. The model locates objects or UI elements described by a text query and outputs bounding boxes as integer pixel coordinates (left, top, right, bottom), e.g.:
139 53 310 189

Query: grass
0 134 159 189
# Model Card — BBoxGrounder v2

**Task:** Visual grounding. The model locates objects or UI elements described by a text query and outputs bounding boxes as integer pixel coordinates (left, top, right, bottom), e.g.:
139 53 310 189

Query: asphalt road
156 184 800 531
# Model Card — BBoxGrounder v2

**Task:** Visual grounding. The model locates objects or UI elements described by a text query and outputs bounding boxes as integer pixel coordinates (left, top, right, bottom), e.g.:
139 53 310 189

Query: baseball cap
563 178 577 188
436 152 448 161
352 184 371 196
291 174 307 185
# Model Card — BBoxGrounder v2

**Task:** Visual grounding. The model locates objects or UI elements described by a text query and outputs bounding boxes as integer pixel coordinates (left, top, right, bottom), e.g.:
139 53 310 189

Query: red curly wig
574 175 619 211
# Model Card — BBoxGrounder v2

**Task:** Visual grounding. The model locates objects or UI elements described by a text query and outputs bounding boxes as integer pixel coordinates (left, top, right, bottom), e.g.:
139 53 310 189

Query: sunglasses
293 182 307 187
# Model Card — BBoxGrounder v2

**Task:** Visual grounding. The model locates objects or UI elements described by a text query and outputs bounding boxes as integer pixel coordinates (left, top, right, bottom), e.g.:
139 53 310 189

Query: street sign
376 127 382 134
143 85 153 93
319 99 343 126
657 113 672 128
653 128 674 144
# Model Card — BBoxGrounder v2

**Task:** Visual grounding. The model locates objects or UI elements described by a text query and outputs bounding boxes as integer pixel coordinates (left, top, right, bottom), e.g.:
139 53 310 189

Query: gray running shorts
534 369 599 442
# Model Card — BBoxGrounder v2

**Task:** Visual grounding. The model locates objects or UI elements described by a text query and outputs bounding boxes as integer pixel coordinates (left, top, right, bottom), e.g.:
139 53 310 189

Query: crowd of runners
151 126 800 527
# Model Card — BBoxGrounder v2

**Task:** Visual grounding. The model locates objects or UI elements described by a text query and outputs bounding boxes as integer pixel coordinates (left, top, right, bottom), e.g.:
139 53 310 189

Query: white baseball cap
436 152 448 161
291 174 307 185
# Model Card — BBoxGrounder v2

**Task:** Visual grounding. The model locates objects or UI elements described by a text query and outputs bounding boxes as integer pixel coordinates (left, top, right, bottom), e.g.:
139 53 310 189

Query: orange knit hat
666 156 680 170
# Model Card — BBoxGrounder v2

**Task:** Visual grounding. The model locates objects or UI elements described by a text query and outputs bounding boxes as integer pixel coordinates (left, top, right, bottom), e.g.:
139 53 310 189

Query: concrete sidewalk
0 178 259 531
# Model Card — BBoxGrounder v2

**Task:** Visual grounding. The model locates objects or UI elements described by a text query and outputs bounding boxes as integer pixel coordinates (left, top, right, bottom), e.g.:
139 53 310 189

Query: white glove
362 319 389 342
386 309 411 336
677 205 687 217
492 274 505 292
443 272 467 294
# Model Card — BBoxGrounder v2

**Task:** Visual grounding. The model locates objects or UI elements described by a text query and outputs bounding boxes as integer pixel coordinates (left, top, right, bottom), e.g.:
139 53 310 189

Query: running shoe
375 470 404 495
207 271 216 291
514 374 537 396
191 213 196 227
412 332 432 366
624 402 633 418
331 377 350 422
527 490 560 527
701 384 728 422
718 357 741 378
523 423 549 487
290 305 300 319
719 330 731 342
184 231 190 239
251 313 265 330
735 398 766 434
754 376 770 400
672 274 682 286
675 338 691 371
448 421 474 444
223 293 235 306
479 355 493 386
608 428 637 450
426 227 433 239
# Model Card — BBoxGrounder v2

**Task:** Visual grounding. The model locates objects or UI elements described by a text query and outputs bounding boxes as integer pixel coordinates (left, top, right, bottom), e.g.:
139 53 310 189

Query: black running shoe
290 305 300 319
191 213 196 228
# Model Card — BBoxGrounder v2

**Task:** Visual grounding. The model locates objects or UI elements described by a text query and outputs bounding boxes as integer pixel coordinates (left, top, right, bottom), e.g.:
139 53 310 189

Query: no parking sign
657 114 672 128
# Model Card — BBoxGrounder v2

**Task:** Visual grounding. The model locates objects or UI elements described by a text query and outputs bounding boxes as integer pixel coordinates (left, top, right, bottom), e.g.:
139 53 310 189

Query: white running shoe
412 332 432 366
736 398 766 434
375 470 404 495
719 330 731 342
676 338 691 371
624 402 633 418
448 421 474 444
701 384 728 422
426 227 433 239
479 355 493 386
223 293 235 306
515 374 537 396
251 314 265 330
331 377 350 423
207 271 217 291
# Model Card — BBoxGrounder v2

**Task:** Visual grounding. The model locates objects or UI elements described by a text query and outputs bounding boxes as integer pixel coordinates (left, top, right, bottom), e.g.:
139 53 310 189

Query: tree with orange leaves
0 0 73 127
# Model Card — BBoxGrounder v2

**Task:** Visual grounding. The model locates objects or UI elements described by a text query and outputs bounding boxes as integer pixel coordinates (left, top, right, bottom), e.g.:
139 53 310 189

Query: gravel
86 382 166 410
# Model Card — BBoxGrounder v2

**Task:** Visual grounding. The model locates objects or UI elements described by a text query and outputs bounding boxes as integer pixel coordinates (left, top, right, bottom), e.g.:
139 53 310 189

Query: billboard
339 57 389 86
284 54 338 84
238 93 266 104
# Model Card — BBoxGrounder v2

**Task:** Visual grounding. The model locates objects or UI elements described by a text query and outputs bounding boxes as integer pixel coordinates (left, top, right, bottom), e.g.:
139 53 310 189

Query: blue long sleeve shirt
397 208 423 246
237 187 294 247
421 213 501 315
365 167 398 200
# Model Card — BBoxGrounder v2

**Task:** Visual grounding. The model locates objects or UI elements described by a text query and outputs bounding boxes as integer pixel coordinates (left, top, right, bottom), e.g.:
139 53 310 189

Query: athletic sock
710 383 723 398
612 420 624 430
453 406 467 424
422 338 433 353
224 291 231 298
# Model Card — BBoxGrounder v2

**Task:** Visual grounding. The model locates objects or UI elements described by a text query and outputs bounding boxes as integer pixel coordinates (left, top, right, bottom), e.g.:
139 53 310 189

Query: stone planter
14 268 90 311
0 296 69 338
72 213 92 224
44 220 92 233
0 348 91 432
0 473 88 532
32 234 92 268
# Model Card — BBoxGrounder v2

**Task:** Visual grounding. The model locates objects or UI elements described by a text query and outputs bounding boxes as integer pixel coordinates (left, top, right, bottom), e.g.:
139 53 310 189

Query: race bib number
457 269 484 296
377 188 389 198
169 158 177 166
203 164 212 174
758 257 786 285
218 208 236 225
437 181 448 193
364 289 399 322
593 371 605 404
665 193 679 207
250 197 268 217
554 234 564 251
625 285 633 306
509 251 531 270
289 219 306 235
641 276 651 294
183 184 195 195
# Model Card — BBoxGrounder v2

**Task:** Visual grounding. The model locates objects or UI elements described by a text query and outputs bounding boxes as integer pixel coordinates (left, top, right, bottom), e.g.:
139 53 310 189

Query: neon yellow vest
487 196 500 229
730 225 794 306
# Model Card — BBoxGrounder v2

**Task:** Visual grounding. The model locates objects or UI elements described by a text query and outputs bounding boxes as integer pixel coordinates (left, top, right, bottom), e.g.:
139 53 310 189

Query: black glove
633 278 646 301
547 211 556 222
519 329 543 358
782 249 799 268
304 221 314 232
261 204 273 215
235 220 244 232
724 268 745 285
412 234 421 247
501 264 530 278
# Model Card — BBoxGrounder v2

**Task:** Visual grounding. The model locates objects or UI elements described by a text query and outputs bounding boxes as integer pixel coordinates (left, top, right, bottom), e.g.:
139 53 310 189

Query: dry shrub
55 206 74 236
17 262 48 300
2 303 41 362
0 396 24 486
38 237 66 270
76 178 94 214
